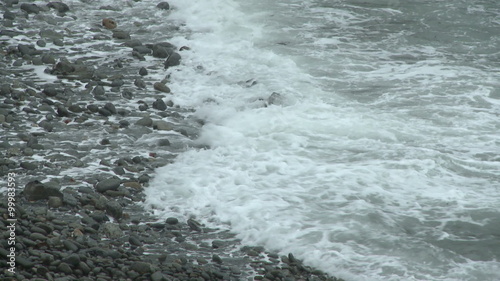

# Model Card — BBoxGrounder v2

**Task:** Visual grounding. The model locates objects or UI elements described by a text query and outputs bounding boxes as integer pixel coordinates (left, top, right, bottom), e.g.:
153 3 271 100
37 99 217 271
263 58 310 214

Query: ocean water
136 1 500 280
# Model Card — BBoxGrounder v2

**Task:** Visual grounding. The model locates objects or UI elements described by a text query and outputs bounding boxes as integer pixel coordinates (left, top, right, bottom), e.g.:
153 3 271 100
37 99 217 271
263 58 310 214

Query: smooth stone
24 180 63 201
133 46 152 55
102 18 117 29
20 161 37 170
164 52 181 68
112 30 131 40
139 67 148 76
130 261 152 274
134 78 146 89
48 196 63 208
166 217 178 225
135 117 153 127
153 120 173 131
157 2 170 10
152 98 167 111
20 3 40 14
153 82 170 93
36 40 46 47
100 223 123 239
95 178 121 193
104 102 117 114
47 2 70 13
158 139 171 146
105 201 123 219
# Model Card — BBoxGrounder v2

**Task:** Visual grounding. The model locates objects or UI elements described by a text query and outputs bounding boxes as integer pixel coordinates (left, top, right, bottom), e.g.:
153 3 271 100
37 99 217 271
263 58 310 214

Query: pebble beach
0 1 343 280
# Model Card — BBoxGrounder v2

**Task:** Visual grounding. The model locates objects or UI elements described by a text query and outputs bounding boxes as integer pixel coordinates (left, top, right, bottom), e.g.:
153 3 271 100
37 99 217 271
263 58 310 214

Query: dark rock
133 46 152 55
40 29 63 39
87 104 99 113
63 254 80 266
134 78 146 89
139 104 148 111
53 60 75 74
36 40 46 47
4 10 16 20
152 46 171 58
41 54 56 64
16 256 34 268
58 262 73 274
187 218 202 232
90 211 108 223
57 105 71 117
24 180 63 201
130 261 152 274
53 38 64 46
20 3 40 14
18 44 39 56
135 117 153 127
62 192 78 207
151 271 167 281
212 254 223 264
47 2 70 13
63 240 79 252
157 2 170 10
98 108 112 117
105 201 123 219
166 217 178 225
20 161 37 170
129 235 142 247
68 104 83 113
139 67 148 76
153 82 170 93
100 223 123 239
153 98 167 111
164 52 181 68
122 90 133 99
112 30 131 40
104 102 117 114
48 196 63 208
100 138 110 145
158 139 171 146
153 120 173 131
95 178 121 193
92 85 105 96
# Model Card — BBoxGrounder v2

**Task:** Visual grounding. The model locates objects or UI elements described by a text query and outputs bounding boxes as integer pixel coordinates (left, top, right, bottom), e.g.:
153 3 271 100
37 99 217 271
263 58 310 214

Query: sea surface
136 0 500 280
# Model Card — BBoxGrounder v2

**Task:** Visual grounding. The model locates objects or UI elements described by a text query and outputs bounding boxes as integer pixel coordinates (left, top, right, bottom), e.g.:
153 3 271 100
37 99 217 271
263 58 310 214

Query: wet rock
53 39 64 46
139 67 148 76
63 240 79 252
135 116 153 127
130 261 152 274
152 46 171 58
98 107 112 117
36 40 46 47
134 78 146 89
87 104 98 113
122 89 133 99
95 178 121 193
133 46 152 55
102 18 117 29
268 92 284 105
58 262 73 274
187 218 202 232
41 54 56 64
105 201 123 220
4 10 16 20
48 196 63 208
166 217 178 225
153 98 167 111
47 2 70 13
157 2 170 10
164 52 181 68
24 180 63 201
20 3 40 14
158 139 171 146
100 223 123 239
153 82 170 93
153 120 173 131
40 29 63 40
18 44 40 56
129 235 142 247
57 105 71 117
104 103 117 114
113 30 131 40
20 161 37 170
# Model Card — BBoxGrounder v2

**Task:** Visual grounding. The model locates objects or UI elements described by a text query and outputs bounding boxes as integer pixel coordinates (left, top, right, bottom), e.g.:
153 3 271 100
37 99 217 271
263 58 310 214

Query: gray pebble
98 108 112 117
41 54 56 64
53 39 64 46
158 139 171 146
47 2 70 13
138 104 148 111
153 82 170 93
112 30 131 40
157 2 170 10
135 117 153 127
134 78 146 89
36 40 46 47
153 120 173 131
122 90 133 99
20 161 37 170
87 104 98 113
63 240 79 252
3 10 16 20
153 98 167 111
92 85 105 96
21 3 40 14
95 178 121 193
104 102 117 114
164 52 181 68
57 262 73 274
139 67 148 76
48 196 63 208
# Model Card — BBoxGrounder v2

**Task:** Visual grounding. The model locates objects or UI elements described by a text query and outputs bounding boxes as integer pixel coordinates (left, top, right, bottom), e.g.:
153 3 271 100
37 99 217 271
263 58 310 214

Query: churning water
143 1 500 280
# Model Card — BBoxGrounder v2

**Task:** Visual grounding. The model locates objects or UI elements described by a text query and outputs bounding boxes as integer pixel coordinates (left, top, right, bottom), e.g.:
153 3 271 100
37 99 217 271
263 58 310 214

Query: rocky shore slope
0 1 344 280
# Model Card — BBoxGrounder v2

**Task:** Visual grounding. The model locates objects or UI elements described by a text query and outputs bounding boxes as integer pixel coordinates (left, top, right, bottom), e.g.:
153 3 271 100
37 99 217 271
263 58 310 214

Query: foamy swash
145 1 500 280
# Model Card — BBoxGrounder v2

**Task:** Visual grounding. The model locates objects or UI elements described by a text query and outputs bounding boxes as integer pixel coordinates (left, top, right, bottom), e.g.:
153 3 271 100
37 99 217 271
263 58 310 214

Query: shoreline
0 1 343 280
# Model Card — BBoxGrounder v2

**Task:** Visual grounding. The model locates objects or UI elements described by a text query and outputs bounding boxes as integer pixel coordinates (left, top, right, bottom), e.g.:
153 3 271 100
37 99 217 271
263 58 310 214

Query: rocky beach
0 1 343 280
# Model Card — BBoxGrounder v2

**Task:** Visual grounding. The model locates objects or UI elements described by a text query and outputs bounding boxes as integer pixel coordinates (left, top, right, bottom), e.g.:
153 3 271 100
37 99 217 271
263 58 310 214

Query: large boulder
23 181 63 201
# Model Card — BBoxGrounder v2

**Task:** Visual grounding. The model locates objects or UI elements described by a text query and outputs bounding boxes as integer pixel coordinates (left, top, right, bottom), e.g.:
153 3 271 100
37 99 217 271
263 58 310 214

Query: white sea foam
141 0 500 280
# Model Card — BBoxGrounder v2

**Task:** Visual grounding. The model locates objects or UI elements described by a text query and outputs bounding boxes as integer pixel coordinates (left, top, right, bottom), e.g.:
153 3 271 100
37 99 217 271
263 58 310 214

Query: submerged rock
164 52 181 68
